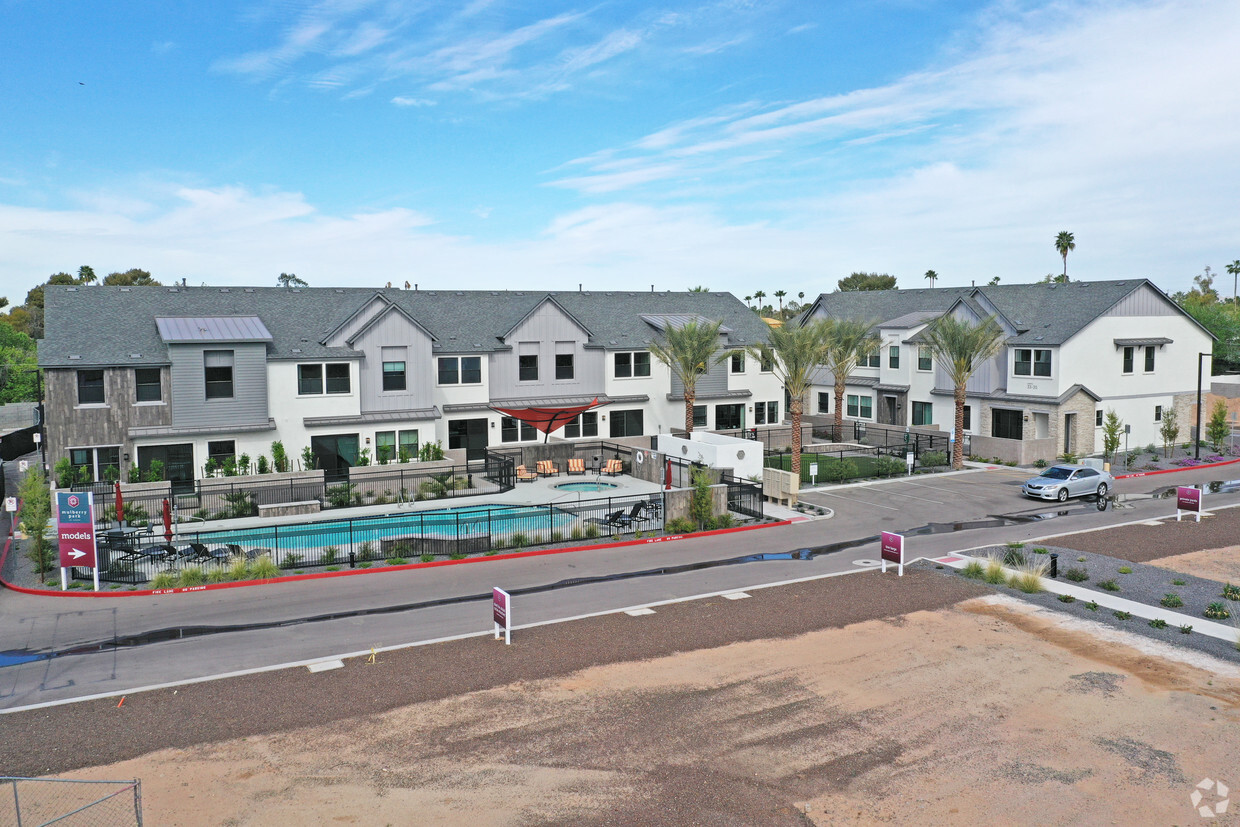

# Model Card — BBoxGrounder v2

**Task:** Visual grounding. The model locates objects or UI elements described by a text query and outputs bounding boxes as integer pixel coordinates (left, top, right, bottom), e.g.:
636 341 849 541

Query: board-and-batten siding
350 310 435 412
169 343 268 428
670 353 730 398
489 302 603 399
1103 284 1178 317
44 366 171 466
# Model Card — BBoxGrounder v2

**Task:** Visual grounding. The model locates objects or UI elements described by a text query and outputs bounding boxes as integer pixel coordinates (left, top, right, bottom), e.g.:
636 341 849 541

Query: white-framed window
917 347 932 372
564 412 599 438
501 416 537 442
1014 348 1051 377
614 351 651 378
912 401 933 426
888 346 899 369
1154 405 1163 422
754 401 778 424
298 363 351 395
731 353 745 373
1096 409 1104 427
1144 346 1156 373
438 356 482 385
76 369 105 405
204 350 234 399
846 394 872 419
1122 347 1134 374
817 392 829 414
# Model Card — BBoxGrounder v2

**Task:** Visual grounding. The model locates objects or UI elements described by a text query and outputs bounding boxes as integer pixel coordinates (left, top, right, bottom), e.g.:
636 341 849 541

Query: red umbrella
162 498 173 543
114 481 124 524
664 457 673 490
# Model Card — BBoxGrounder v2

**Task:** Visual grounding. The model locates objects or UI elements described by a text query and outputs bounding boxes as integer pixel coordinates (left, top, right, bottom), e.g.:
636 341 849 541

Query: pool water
554 481 619 492
196 503 576 550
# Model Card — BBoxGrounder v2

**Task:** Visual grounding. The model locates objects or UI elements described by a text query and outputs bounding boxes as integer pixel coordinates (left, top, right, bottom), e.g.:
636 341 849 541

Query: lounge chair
606 503 646 530
602 459 623 476
536 460 560 477
516 465 538 482
567 458 585 475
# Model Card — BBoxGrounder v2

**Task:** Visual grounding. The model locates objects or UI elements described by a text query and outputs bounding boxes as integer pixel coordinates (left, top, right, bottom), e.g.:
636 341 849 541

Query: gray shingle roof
40 286 770 368
808 279 1197 347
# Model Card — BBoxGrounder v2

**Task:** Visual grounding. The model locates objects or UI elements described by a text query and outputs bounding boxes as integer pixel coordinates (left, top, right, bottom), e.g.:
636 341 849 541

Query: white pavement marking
722 592 750 600
306 660 344 673
624 608 657 616
866 486 944 504
811 490 901 510
934 554 1238 641
0 568 870 715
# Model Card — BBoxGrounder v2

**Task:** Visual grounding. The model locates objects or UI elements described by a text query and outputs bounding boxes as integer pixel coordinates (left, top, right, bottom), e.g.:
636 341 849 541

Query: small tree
689 467 715 530
301 445 316 470
1206 399 1230 452
146 458 165 482
1102 409 1123 462
277 272 308 288
271 440 289 473
1159 408 1180 458
19 468 53 582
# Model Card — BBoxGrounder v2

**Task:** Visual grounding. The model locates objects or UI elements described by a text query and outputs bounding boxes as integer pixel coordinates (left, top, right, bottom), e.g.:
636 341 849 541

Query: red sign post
1176 486 1202 522
56 491 99 591
493 587 511 645
880 531 905 577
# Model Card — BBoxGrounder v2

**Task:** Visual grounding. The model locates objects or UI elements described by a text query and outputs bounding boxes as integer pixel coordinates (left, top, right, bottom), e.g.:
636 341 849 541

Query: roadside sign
905 452 914 475
809 462 818 485
880 531 905 576
33 432 41 444
57 491 99 592
493 587 511 645
4 497 15 512
1176 486 1202 523
18 460 27 473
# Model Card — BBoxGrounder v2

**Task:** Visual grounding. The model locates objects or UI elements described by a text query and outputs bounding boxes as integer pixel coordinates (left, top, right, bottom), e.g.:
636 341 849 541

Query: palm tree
744 295 753 308
749 320 832 477
752 290 767 314
689 285 710 292
647 318 731 433
920 314 1006 469
924 270 938 288
823 318 881 436
1055 231 1075 278
774 290 787 314
1227 259 1240 306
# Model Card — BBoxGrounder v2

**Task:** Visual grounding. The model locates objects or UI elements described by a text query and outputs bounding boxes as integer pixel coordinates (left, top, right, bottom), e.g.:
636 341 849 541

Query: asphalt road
2 463 1237 711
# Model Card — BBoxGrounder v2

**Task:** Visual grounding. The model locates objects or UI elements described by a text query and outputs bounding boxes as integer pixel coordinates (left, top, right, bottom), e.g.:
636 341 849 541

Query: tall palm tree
744 295 753 308
823 318 881 436
1055 231 1075 278
752 290 767 314
647 318 731 433
1227 259 1240 306
920 314 1006 469
924 270 938 288
774 290 787 314
748 319 832 477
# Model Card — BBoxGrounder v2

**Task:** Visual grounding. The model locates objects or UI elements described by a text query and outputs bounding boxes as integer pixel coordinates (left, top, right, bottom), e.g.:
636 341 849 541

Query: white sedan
1021 464 1114 502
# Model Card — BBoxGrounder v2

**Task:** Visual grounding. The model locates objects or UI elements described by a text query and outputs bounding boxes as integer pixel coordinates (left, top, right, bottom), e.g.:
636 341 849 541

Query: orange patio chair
567 458 585 475
516 465 538 482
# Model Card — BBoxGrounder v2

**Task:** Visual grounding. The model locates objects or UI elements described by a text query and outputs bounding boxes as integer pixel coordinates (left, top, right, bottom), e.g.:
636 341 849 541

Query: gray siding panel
352 310 435 412
490 302 600 399
670 353 729 398
170 343 268 428
1104 284 1177 317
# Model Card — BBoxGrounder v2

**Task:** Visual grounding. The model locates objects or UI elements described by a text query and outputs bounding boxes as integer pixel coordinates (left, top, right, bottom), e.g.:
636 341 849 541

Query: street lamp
1195 351 1211 461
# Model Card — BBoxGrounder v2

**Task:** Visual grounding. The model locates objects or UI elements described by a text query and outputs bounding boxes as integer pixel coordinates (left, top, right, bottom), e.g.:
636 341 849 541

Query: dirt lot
54 594 1240 826
1146 544 1240 586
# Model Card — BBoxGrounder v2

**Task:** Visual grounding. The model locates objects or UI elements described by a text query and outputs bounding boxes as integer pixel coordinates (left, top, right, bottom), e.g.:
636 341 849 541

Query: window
917 347 932 371
207 440 235 468
383 361 407 391
754 401 778 425
962 405 972 431
501 416 537 443
817 392 830 414
376 431 396 463
889 346 900 369
731 353 745 373
1144 346 1156 372
518 354 539 382
1015 349 1051 377
399 430 419 460
68 446 119 483
325 364 350 394
857 349 879 367
846 394 872 419
614 352 651 378
1096 409 1104 427
564 412 599 438
609 409 644 437
760 354 774 372
134 368 161 403
298 364 323 395
438 356 482 385
1154 405 1163 422
204 350 233 399
992 408 1023 440
1122 346 1134 374
692 405 708 428
912 401 933 426
77 369 104 405
555 353 574 380
716 404 742 430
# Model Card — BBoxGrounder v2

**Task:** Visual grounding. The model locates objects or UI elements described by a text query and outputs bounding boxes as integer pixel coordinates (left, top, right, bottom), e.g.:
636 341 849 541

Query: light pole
1195 351 1211 460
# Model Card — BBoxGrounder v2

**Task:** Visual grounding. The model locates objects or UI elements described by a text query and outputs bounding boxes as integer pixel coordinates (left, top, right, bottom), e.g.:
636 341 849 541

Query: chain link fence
1 777 143 826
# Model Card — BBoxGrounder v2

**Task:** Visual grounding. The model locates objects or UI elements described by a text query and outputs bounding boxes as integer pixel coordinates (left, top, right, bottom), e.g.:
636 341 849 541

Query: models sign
56 491 97 568
880 531 905 577
1176 486 1202 523
493 587 511 645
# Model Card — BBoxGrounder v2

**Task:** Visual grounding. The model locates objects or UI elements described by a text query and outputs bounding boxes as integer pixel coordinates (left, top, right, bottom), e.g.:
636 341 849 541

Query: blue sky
2 0 1238 301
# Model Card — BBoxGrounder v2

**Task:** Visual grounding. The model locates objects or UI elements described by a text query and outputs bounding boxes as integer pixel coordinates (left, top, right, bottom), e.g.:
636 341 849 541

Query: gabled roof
502 294 592 341
39 285 770 368
640 313 733 334
345 300 436 346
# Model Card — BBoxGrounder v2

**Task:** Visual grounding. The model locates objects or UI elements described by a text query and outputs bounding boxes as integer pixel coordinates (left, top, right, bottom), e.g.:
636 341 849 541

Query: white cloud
390 96 436 107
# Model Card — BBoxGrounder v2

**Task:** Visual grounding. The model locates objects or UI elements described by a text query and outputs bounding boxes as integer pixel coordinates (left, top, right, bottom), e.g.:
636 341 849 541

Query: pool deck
167 472 667 538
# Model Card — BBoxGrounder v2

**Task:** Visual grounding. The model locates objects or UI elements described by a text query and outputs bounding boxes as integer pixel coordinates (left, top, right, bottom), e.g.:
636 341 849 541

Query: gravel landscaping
940 544 1240 663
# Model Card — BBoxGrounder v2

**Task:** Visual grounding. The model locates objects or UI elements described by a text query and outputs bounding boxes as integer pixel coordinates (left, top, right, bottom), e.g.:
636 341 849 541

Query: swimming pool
554 481 619 492
195 503 577 551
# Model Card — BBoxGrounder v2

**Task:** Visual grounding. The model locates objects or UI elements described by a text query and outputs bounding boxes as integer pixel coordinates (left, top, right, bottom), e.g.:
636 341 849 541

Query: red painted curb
1 516 793 598
1114 457 1240 479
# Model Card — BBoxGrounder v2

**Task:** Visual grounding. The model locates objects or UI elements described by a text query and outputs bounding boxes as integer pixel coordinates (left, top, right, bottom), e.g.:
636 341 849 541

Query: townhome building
38 286 782 485
801 279 1214 464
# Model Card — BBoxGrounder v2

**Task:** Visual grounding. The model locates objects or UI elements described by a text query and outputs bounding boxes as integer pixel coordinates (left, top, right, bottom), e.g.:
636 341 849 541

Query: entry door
138 443 195 493
1064 413 1076 453
311 434 359 481
448 418 489 461
885 396 897 425
715 404 743 430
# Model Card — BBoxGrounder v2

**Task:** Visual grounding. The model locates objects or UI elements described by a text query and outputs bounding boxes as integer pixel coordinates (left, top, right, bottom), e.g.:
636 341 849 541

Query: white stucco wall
656 431 764 478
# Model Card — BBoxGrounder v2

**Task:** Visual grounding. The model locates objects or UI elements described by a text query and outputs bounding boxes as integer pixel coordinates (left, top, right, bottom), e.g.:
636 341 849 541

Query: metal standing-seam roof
155 316 272 342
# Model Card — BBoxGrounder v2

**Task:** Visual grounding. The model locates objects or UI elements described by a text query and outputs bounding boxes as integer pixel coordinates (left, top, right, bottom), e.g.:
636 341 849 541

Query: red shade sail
489 398 609 442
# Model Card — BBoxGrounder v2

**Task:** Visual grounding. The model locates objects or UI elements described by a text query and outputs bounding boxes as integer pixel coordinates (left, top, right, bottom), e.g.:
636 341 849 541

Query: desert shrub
388 557 408 566
1085 601 1098 611
983 554 1006 585
322 546 339 565
1032 547 1048 555
1149 618 1168 629
1063 567 1089 582
511 533 529 548
1058 594 1075 603
1224 583 1240 601
666 517 696 534
585 523 600 539
177 567 206 587
280 552 303 569
1160 593 1184 608
150 571 177 590
228 557 249 581
1003 548 1026 568
961 560 985 579
1097 579 1120 591
1204 602 1231 619
1010 560 1047 594
325 565 341 572
358 561 372 568
920 451 948 468
1180 624 1193 634
206 568 230 584
250 555 280 579
1117 565 1133 574
420 554 434 563
449 552 465 561
570 525 585 540
1171 578 1186 586
358 541 376 562
1113 610 1132 621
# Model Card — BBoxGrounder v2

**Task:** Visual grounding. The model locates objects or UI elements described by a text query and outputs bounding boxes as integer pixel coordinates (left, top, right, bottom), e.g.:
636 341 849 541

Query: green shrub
826 458 859 482
1057 594 1075 603
872 455 905 477
511 533 529 548
1113 610 1131 621
1117 566 1133 574
326 483 359 508
1149 618 1168 629
1180 624 1193 634
358 541 376 562
551 531 564 542
228 557 249 581
205 568 230 584
570 525 585 540
1063 567 1089 582
1077 556 1087 563
1006 541 1026 550
388 557 408 566
1224 583 1240 601
585 523 600 539
250 555 280 579
177 567 206 587
1033 458 1048 468
421 554 434 563
280 552 303 570
1032 547 1048 555
1085 601 1098 611
1010 560 1047 594
1204 602 1231 619
961 560 985 579
983 554 1007 585
358 561 372 568
322 546 339 565
1097 579 1120 592
1171 578 1186 586
449 553 465 561
709 513 735 530
666 517 696 534
1003 548 1026 568
1160 593 1184 608
150 571 177 590
920 451 948 468
325 565 341 572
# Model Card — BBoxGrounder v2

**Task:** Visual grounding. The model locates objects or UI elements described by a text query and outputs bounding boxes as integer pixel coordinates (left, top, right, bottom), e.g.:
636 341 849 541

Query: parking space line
871 485 944 504
810 491 901 510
